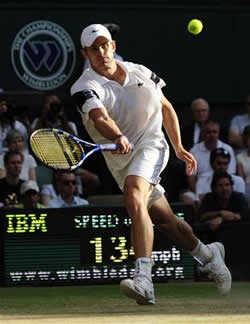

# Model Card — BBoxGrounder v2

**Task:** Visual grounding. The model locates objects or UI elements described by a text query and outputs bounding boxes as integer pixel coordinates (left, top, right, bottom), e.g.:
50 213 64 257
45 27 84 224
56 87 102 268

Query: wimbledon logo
11 20 76 90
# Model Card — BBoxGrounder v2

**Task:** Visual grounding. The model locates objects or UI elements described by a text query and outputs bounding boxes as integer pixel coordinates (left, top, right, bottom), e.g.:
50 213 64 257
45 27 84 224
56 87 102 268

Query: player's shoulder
122 61 165 88
122 61 152 76
70 69 105 95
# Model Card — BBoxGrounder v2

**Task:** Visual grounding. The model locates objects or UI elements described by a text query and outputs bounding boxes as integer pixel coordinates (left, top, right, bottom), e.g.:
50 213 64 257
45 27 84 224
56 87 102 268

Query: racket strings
31 131 83 169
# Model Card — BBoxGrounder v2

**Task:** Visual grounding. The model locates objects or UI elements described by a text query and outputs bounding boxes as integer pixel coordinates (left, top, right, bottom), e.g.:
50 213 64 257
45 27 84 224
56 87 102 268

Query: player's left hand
175 148 197 176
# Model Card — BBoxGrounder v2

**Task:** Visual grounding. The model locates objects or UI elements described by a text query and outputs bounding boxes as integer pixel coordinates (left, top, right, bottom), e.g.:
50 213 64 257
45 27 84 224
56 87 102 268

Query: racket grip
100 143 120 151
100 143 134 151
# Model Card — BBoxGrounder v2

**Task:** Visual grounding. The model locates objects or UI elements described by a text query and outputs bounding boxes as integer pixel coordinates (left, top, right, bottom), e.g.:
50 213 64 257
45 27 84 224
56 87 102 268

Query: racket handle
100 143 134 151
100 143 120 151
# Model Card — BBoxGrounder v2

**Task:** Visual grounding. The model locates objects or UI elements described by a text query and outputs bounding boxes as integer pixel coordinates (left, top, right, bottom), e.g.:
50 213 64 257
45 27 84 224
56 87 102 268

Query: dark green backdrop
1 2 250 103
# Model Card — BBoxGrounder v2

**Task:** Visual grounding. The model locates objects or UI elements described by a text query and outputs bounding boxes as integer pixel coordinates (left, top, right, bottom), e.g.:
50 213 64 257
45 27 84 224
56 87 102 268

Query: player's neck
104 62 126 85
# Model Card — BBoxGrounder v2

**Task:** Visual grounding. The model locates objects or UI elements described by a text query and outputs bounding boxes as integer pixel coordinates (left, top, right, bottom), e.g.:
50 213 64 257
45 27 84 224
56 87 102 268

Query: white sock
134 257 153 279
190 240 212 265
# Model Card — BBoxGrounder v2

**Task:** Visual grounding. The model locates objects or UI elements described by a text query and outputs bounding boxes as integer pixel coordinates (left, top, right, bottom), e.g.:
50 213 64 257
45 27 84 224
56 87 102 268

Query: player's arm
71 88 132 154
161 95 197 175
89 108 132 153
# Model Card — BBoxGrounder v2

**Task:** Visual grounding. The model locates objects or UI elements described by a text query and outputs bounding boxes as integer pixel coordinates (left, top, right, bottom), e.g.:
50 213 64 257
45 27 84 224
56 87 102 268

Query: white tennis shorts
114 147 169 208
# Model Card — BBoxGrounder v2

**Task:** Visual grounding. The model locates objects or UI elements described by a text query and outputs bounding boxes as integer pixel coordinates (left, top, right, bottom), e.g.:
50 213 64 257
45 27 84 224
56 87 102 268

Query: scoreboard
0 204 194 286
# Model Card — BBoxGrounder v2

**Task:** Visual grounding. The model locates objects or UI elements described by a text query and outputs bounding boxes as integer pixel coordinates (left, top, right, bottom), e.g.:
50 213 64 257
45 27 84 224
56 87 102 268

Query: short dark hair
4 151 23 165
103 23 120 39
211 171 233 190
210 148 231 165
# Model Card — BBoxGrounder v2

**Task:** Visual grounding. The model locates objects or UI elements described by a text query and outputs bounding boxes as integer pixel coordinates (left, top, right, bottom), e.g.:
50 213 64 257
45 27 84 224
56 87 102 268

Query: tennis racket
30 128 120 171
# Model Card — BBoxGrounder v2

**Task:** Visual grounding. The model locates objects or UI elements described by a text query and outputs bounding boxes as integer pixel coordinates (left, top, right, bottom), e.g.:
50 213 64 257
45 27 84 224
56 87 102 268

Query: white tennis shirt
71 61 169 177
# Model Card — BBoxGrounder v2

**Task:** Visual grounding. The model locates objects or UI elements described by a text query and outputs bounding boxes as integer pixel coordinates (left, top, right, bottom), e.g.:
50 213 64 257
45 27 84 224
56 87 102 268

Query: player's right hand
114 135 133 154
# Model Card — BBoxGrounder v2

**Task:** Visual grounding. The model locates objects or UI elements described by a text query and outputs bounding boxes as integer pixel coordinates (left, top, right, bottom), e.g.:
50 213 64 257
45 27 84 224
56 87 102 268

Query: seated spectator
198 171 249 232
228 95 250 153
14 104 33 137
183 148 245 207
182 98 210 151
236 125 250 201
40 170 60 206
197 148 245 200
185 120 236 200
0 129 37 181
0 151 24 207
47 172 88 208
41 168 100 205
14 180 45 209
0 95 29 154
32 94 78 136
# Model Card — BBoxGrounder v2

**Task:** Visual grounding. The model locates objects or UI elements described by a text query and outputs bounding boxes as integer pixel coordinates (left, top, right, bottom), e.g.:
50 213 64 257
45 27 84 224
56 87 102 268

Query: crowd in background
0 92 250 232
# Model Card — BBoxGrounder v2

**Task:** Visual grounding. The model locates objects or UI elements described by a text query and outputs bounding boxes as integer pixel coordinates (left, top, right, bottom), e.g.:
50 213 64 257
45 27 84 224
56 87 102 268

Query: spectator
236 125 250 201
40 170 60 206
32 94 78 136
183 148 245 208
0 129 37 181
14 180 45 209
14 104 33 137
47 172 88 208
228 94 250 153
198 171 249 232
165 98 210 201
186 120 236 198
0 95 29 154
0 151 24 207
41 168 100 205
182 98 210 151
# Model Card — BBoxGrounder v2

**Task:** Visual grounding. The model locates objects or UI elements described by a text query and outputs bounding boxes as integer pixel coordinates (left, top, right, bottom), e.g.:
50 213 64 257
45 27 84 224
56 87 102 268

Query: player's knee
124 190 145 216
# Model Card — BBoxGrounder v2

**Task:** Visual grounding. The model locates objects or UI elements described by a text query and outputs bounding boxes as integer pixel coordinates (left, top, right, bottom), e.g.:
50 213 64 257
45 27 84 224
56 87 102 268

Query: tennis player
71 24 231 304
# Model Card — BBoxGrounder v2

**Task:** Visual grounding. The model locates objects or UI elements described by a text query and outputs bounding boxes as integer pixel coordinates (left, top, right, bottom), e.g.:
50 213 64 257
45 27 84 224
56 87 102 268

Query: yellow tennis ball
187 19 203 35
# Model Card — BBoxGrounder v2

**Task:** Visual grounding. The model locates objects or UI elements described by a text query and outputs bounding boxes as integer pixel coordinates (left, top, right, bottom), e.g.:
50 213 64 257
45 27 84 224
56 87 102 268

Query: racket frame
30 128 119 171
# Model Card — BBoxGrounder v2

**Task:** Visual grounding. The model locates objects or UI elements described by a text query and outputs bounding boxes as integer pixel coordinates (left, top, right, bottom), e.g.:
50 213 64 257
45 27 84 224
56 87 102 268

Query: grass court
0 281 250 324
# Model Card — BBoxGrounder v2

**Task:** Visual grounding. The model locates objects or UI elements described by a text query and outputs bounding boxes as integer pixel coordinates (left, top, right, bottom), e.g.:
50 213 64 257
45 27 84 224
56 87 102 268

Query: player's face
214 178 232 200
82 37 116 74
